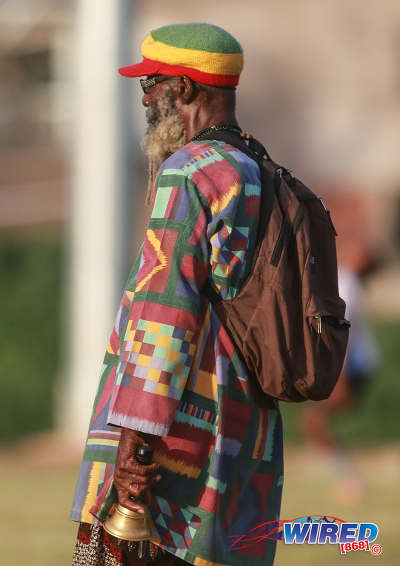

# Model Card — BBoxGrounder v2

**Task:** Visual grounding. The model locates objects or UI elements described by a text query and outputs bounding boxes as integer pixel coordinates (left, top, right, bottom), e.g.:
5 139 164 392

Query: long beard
141 89 185 206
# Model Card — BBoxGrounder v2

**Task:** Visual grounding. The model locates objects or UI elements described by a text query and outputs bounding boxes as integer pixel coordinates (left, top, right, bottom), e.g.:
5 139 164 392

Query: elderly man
71 23 283 566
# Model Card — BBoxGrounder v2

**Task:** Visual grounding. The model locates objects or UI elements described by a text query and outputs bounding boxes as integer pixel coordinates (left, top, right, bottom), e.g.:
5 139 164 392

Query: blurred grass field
0 439 398 566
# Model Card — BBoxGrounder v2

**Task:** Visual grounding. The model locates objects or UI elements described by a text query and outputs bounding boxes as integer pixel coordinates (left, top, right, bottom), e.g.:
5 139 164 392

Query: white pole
59 0 135 444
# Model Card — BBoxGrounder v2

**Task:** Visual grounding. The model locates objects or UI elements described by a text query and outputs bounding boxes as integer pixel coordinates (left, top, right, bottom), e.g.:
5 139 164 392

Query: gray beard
141 88 185 205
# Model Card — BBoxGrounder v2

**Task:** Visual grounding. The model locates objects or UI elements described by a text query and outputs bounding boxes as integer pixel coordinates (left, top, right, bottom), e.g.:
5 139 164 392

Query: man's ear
176 75 197 104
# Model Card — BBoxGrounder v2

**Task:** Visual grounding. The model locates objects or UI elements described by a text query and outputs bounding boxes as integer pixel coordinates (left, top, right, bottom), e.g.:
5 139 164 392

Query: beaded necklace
190 123 242 142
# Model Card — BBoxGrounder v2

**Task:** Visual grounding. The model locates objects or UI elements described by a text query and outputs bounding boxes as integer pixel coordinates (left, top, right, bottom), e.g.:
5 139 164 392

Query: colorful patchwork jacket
71 140 284 566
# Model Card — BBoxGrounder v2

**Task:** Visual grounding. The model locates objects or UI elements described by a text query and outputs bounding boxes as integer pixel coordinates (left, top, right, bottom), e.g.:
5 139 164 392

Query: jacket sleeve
107 168 210 436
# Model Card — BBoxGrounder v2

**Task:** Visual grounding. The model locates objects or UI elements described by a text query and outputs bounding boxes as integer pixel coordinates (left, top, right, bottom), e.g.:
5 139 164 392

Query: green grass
0 445 398 566
0 460 77 566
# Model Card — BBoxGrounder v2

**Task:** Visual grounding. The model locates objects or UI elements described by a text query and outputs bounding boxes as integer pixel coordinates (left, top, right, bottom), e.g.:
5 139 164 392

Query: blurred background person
301 243 380 503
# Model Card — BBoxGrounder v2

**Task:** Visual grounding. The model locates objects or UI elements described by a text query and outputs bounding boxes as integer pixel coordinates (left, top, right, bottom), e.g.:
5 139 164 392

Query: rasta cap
119 23 243 87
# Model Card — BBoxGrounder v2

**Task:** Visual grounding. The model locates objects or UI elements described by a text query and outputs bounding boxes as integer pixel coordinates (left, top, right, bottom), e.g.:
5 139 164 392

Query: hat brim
119 59 164 78
119 57 239 87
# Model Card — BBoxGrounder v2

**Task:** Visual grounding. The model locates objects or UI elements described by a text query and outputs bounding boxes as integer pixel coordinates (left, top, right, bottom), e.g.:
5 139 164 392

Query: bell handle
136 443 153 465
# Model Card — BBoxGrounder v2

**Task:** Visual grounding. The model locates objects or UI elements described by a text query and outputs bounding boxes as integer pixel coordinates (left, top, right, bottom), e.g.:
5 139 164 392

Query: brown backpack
201 130 350 402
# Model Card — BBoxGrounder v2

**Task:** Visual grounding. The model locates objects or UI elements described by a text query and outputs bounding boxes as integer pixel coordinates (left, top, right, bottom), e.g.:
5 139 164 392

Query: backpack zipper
270 206 303 266
313 315 322 363
270 221 288 266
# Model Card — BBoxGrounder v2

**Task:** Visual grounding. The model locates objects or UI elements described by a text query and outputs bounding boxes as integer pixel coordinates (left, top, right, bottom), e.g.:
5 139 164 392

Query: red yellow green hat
119 23 243 87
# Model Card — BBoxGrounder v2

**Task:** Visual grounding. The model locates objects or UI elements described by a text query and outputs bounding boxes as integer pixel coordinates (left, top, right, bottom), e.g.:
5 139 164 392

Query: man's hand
114 427 161 513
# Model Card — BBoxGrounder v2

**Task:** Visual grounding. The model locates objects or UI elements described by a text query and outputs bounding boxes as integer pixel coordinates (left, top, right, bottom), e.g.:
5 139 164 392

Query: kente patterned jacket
71 139 284 566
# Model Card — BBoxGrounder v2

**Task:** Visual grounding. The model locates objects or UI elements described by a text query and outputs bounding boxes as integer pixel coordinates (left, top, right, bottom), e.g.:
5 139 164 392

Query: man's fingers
121 461 160 476
117 490 146 514
128 473 162 485
114 472 161 491
127 479 156 499
129 484 146 500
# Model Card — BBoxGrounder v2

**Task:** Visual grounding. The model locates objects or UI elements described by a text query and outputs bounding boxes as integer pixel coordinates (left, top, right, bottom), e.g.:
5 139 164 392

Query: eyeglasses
139 75 176 94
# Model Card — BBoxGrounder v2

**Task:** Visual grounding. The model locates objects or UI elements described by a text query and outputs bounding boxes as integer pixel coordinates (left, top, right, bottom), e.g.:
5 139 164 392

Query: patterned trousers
72 523 188 566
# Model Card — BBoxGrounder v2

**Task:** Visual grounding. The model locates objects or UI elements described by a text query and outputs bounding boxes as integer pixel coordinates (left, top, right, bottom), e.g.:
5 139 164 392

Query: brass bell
103 503 151 541
104 443 153 541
